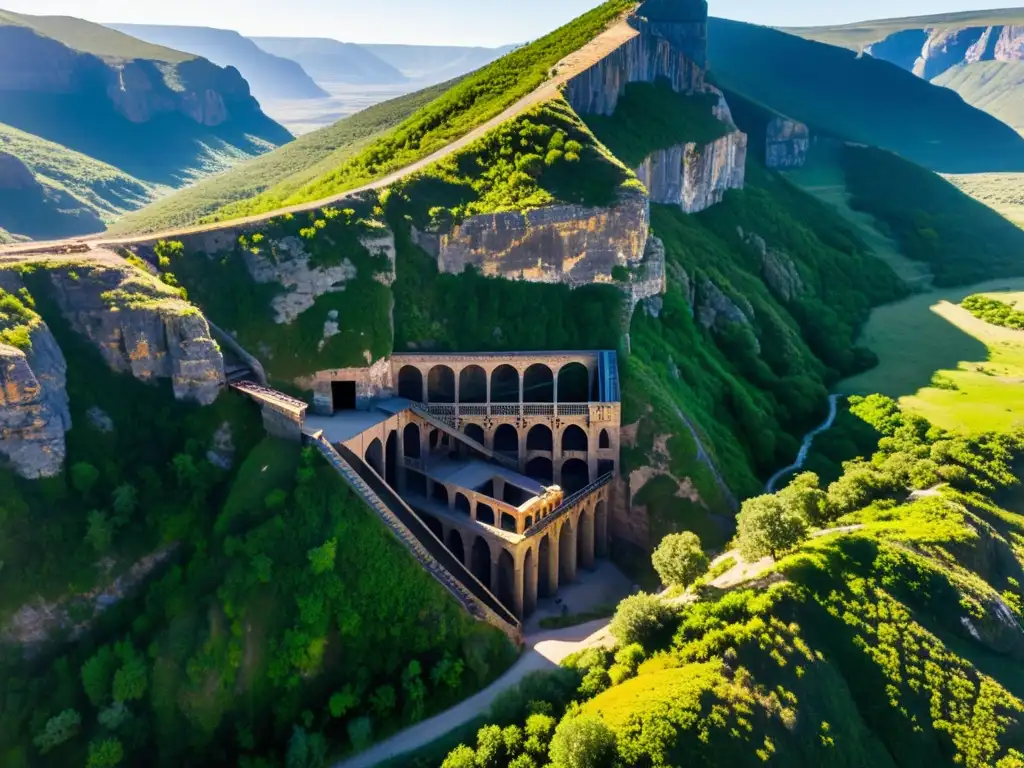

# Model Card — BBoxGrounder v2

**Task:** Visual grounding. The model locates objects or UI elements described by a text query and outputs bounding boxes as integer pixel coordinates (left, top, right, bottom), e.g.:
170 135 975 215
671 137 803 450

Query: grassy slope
209 0 637 220
934 61 1024 136
781 8 1024 49
0 9 195 62
706 18 1024 173
109 79 457 235
945 172 1024 227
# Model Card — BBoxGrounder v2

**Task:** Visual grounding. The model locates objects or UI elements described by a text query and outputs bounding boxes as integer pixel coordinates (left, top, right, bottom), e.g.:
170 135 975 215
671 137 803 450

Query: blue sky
1 0 1007 46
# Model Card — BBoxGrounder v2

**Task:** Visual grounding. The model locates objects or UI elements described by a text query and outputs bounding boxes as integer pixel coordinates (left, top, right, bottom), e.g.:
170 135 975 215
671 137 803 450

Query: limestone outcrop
418 191 650 286
627 235 668 310
636 130 747 213
740 228 805 301
765 117 810 170
241 226 397 323
0 325 70 479
696 277 754 336
45 264 225 405
864 24 1024 80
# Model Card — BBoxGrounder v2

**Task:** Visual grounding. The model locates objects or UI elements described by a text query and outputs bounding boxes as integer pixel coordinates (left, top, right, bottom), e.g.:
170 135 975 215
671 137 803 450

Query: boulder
765 117 810 170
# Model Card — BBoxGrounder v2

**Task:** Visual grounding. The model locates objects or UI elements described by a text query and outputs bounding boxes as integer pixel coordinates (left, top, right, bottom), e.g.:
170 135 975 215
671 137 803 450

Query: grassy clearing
839 278 1024 434
944 172 1024 228
212 0 636 219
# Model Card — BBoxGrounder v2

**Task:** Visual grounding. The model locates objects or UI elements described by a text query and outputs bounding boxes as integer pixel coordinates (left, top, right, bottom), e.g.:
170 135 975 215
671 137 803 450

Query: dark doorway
332 381 357 411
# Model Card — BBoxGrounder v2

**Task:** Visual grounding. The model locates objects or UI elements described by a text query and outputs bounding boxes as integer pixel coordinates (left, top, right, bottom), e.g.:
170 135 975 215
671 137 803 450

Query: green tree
347 717 373 751
548 714 616 768
651 532 709 588
81 646 117 707
71 462 101 498
285 727 326 768
370 685 397 717
779 472 832 526
111 484 138 524
441 745 477 768
524 712 557 756
33 709 81 753
609 593 672 646
736 494 810 561
87 738 124 768
112 645 148 703
86 510 116 554
307 539 337 575
98 701 130 732
328 686 359 719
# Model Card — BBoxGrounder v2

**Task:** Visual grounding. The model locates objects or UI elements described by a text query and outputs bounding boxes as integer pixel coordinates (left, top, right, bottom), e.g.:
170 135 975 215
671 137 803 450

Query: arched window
398 366 424 401
557 362 589 403
523 364 554 403
562 425 589 453
561 459 590 495
403 423 421 459
527 424 553 452
459 365 487 403
599 429 611 449
491 365 520 404
494 424 519 461
427 365 455 403
365 439 384 476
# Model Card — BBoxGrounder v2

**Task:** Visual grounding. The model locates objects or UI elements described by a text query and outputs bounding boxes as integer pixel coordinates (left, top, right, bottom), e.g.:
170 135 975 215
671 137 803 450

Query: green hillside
108 78 458 236
934 61 1024 136
205 0 636 221
707 17 1024 173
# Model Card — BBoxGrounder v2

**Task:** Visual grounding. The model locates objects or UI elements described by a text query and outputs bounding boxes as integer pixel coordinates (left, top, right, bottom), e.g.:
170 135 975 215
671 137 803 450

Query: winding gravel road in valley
0 19 638 257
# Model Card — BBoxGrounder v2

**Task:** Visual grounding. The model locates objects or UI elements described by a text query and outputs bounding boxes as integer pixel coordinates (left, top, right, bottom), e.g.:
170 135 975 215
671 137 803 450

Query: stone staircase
306 431 523 643
407 403 520 472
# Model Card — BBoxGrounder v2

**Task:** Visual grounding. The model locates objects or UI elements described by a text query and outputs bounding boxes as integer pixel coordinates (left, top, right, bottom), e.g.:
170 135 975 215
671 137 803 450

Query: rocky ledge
765 117 810 170
636 130 748 213
44 263 226 405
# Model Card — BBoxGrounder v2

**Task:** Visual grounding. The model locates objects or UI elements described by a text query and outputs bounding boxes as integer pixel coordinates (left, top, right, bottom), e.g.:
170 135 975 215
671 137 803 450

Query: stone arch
524 547 537 616
477 503 496 527
494 424 519 460
525 516 534 529
557 362 589 403
403 423 421 460
539 534 554 597
595 500 608 558
471 538 491 590
398 366 424 401
527 424 553 452
427 365 456 404
464 423 485 445
491 364 520 404
432 482 449 507
501 513 518 533
497 549 516 613
598 459 616 478
459 365 487 404
406 469 428 496
447 529 465 563
455 493 472 517
422 513 443 542
523 363 554 403
562 425 589 453
559 519 576 583
578 506 595 570
561 458 590 495
599 429 611 449
365 438 384 477
526 457 554 485
385 430 398 487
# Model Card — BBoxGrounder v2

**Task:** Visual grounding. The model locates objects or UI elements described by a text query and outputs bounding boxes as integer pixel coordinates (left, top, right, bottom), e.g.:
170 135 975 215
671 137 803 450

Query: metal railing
424 403 593 421
308 435 521 638
525 472 614 538
231 381 309 416
409 404 519 471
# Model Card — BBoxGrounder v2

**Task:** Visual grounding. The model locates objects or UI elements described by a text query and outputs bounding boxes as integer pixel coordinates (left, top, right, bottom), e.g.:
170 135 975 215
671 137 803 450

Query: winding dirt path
0 20 638 257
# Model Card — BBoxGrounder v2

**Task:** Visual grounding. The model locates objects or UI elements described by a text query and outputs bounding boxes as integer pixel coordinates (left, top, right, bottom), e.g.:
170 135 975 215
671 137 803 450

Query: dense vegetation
841 145 1024 285
583 80 730 167
435 396 1024 768
0 271 513 767
962 294 1024 330
110 80 460 235
154 205 394 384
707 18 1024 173
0 285 40 350
211 0 637 219
396 98 638 229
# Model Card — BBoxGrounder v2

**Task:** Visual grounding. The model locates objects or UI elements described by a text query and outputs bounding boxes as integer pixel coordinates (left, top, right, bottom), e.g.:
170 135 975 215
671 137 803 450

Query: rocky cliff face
0 325 70 479
765 117 810 169
417 190 650 286
0 24 264 127
866 24 1024 80
44 263 226 405
635 130 747 213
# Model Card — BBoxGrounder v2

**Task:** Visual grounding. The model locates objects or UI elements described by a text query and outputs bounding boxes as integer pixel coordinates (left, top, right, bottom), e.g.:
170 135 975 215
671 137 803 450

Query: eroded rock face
627 235 668 310
636 131 747 213
423 191 650 286
46 265 225 405
765 117 810 170
741 228 804 301
866 24 1024 80
241 226 396 323
0 326 70 479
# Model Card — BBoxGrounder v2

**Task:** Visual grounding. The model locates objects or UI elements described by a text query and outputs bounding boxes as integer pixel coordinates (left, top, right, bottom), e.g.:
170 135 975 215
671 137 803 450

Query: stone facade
303 356 395 415
765 117 810 170
636 130 748 213
419 191 649 286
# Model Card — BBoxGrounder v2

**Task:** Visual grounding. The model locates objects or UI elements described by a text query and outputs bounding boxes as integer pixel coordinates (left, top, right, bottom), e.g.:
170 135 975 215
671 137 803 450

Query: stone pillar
547 535 560 597
420 366 429 404
490 558 501 597
454 367 461 404
596 499 609 558
470 498 478 521
513 563 525 619
525 548 539 617
581 508 596 570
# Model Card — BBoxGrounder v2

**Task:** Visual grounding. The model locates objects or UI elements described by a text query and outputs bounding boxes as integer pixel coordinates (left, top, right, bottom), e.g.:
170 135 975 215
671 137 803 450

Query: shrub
548 714 617 768
87 738 125 768
33 709 81 753
652 532 710 588
609 593 674 647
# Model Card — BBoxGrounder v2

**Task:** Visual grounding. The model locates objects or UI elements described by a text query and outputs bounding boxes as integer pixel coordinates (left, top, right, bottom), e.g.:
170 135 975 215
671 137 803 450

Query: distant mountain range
250 37 407 85
784 9 1024 135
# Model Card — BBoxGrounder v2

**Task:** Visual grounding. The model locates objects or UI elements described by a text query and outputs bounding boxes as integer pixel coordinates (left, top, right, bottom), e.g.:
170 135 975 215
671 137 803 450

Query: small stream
765 394 841 493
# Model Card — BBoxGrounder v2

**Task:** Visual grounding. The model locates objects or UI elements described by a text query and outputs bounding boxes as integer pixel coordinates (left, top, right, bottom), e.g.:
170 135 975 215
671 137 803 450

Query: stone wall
302 357 395 415
417 191 650 286
765 117 810 170
636 130 748 213
0 325 70 479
